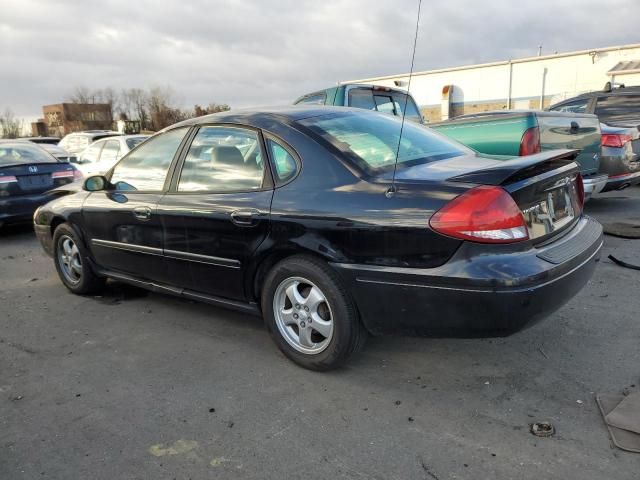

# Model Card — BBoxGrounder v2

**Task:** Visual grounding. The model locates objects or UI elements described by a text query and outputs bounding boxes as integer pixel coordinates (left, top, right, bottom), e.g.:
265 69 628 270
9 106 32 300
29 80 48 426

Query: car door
81 127 191 282
158 125 273 301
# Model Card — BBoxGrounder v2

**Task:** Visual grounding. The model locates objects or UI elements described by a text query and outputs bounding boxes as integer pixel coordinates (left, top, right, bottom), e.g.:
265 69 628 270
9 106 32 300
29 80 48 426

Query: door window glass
268 139 298 184
177 126 264 192
110 127 188 191
100 140 121 164
391 92 422 122
80 142 103 164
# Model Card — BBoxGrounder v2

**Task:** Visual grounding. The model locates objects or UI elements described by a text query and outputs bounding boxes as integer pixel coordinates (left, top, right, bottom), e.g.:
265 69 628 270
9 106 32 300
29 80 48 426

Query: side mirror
83 175 109 192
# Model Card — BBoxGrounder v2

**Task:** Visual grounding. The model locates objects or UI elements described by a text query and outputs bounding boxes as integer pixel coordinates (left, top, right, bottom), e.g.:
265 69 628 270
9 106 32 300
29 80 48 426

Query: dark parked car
0 142 82 228
549 85 640 190
34 107 602 370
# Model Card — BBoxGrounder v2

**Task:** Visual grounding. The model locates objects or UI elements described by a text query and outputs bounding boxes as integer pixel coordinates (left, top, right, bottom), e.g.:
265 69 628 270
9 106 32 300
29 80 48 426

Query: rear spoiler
447 149 579 186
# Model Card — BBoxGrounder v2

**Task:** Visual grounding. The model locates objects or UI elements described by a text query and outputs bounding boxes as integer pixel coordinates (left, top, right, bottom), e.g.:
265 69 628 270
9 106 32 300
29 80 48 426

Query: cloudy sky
1 0 638 118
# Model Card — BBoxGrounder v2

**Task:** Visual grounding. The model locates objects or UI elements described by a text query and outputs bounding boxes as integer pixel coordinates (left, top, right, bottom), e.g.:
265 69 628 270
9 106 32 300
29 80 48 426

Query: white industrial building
344 43 640 122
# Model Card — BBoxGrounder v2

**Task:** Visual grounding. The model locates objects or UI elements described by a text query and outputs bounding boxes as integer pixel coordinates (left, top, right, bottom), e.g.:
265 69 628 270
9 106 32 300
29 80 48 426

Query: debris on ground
609 254 640 271
597 392 640 453
530 421 555 437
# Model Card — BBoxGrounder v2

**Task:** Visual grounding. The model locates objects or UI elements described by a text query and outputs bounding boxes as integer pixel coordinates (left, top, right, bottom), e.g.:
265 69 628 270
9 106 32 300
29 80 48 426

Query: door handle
230 209 263 226
133 207 151 221
570 121 579 134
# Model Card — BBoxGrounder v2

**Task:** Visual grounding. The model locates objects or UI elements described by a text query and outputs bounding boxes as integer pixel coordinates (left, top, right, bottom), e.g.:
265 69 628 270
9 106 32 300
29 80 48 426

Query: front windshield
299 111 468 174
0 143 57 166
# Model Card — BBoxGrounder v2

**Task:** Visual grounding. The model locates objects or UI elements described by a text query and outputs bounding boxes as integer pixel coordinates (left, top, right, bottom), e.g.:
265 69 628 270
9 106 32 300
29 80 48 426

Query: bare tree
194 103 231 117
0 108 23 138
147 86 186 130
67 86 94 104
99 87 120 121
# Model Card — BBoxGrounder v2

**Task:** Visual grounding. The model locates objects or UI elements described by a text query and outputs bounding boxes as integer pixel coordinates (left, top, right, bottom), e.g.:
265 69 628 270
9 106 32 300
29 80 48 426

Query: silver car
76 135 150 176
58 131 121 156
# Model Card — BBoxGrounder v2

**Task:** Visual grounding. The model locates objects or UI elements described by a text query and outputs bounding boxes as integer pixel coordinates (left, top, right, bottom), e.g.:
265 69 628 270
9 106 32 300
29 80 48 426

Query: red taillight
430 186 529 243
51 170 75 179
73 169 83 181
519 127 541 156
575 173 585 209
0 175 18 184
601 133 632 148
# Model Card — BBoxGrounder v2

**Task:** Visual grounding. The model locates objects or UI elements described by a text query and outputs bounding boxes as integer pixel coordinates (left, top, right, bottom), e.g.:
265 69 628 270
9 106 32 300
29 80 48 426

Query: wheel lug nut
295 304 300 309
304 306 309 312
293 313 299 319
300 321 306 328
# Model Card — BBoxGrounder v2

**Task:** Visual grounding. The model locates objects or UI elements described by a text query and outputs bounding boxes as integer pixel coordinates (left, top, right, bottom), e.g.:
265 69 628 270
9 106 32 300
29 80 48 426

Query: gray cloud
0 0 637 118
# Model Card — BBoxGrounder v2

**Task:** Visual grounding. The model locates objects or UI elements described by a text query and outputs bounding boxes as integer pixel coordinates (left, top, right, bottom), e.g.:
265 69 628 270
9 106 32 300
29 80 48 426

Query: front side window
177 126 264 192
299 111 469 174
549 99 589 114
373 95 396 115
110 127 188 191
391 92 422 122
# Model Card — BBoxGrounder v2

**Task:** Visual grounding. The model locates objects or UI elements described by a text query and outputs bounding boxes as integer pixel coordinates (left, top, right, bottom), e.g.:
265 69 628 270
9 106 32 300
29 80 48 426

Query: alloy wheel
273 276 334 354
57 235 83 284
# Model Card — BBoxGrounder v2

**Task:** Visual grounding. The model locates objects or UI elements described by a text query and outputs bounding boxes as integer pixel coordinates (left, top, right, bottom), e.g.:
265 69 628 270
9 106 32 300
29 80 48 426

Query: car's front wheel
262 255 366 371
53 223 105 294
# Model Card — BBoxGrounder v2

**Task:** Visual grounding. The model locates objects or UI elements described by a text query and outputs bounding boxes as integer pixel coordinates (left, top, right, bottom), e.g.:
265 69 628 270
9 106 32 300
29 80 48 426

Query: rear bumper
599 151 640 192
0 192 54 226
582 174 608 199
602 171 640 191
332 216 602 337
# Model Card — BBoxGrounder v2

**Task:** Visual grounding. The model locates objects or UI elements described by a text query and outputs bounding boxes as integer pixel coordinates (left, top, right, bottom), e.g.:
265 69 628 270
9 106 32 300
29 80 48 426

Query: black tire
53 223 105 295
261 255 366 371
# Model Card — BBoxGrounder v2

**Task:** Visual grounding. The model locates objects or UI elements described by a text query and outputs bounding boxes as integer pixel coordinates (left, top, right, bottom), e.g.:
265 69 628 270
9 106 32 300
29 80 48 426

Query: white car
58 131 121 156
75 135 150 176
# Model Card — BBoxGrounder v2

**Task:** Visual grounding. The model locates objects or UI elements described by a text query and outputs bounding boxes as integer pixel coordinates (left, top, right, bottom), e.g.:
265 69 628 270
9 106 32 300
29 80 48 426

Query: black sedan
0 141 82 228
34 106 603 370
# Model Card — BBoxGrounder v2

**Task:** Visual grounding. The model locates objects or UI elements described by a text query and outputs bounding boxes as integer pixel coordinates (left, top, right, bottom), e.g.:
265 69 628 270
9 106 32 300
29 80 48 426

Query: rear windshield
595 95 640 126
0 143 57 166
298 111 468 174
126 136 148 149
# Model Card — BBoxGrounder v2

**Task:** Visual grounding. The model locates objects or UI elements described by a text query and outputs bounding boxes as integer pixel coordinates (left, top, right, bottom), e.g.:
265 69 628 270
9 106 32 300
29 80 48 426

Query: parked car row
296 83 640 194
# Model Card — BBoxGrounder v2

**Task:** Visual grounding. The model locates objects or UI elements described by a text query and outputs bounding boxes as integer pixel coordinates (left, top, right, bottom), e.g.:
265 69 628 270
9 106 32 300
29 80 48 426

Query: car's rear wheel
53 223 105 294
262 255 366 370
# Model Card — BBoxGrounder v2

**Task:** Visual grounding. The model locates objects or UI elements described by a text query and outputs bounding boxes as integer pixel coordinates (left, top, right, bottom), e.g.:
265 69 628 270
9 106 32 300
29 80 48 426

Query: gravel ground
1 187 639 480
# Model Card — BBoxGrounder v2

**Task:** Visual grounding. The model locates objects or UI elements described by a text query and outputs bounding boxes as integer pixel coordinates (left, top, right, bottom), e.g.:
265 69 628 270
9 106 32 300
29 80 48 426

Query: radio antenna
388 0 422 198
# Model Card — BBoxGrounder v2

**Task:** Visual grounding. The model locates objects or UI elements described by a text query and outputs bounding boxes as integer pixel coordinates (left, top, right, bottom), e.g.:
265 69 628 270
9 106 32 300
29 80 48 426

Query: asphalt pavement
1 187 639 479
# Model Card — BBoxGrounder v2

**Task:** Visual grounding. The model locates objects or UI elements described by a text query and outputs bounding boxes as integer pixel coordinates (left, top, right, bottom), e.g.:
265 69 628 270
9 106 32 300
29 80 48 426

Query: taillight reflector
601 133 632 148
430 186 529 243
0 175 18 184
52 170 75 179
519 127 541 156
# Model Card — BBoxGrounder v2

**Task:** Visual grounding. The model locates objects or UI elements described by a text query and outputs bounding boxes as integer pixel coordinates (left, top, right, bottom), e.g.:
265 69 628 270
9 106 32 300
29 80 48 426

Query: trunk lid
392 149 583 244
0 162 78 196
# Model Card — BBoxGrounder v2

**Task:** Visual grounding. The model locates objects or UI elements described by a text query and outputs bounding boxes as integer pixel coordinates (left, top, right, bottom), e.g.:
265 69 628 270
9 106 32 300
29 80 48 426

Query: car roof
168 105 360 130
554 86 640 105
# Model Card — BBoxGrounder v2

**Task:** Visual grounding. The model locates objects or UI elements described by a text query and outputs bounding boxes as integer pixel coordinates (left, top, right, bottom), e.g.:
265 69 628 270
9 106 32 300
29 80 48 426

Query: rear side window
300 111 468 174
550 99 589 113
595 95 640 125
100 140 121 163
177 126 265 192
110 127 188 191
267 139 298 185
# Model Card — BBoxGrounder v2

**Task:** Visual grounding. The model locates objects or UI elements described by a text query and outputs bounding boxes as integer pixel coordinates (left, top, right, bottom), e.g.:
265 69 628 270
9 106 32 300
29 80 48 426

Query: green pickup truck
294 84 424 124
430 111 608 199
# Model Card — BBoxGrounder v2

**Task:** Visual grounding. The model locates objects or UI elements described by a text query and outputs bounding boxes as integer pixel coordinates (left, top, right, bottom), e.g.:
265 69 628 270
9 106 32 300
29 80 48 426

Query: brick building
31 103 113 137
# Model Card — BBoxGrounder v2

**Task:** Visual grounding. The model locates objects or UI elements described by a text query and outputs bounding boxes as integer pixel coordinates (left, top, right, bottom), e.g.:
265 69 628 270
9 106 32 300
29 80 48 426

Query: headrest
211 145 244 166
